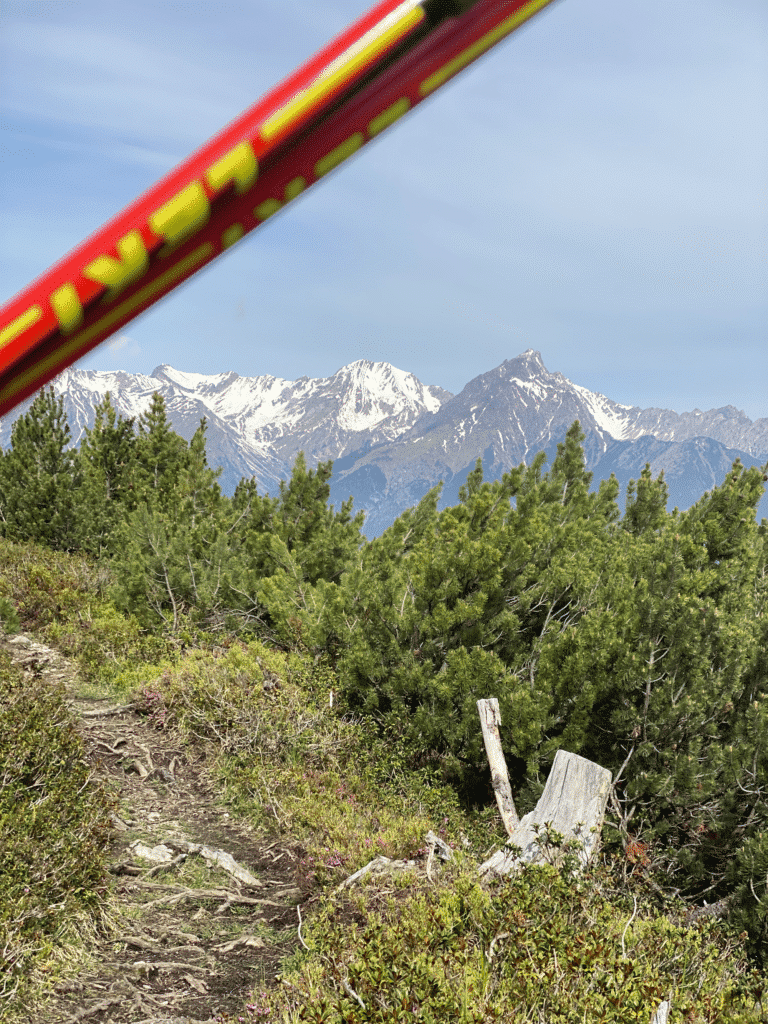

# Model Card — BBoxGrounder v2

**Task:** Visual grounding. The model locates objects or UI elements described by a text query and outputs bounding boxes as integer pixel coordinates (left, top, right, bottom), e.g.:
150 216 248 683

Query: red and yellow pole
0 0 558 417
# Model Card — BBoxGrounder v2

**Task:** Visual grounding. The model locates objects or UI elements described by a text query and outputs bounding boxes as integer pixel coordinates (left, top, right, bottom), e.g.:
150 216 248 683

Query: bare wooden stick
61 995 126 1022
215 934 266 952
424 830 453 861
337 855 417 890
93 738 128 754
477 698 519 835
130 959 208 974
337 968 366 1011
162 837 261 887
297 904 309 950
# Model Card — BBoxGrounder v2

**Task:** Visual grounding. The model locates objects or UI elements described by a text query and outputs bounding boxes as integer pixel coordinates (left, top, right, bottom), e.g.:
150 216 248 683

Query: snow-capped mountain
0 360 451 496
317 351 768 533
1 350 766 535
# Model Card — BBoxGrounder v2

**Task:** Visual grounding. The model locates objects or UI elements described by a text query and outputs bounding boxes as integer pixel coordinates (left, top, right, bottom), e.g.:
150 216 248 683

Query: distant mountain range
2 350 766 536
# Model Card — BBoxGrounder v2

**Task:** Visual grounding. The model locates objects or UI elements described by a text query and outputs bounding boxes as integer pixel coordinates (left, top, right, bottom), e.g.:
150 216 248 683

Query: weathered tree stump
479 744 612 879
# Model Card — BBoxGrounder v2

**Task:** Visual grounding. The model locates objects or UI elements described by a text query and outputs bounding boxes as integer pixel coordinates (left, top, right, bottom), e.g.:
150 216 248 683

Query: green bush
132 642 473 888
0 537 177 689
264 859 764 1023
0 538 105 633
0 595 19 634
44 600 174 686
132 640 310 749
326 433 768 955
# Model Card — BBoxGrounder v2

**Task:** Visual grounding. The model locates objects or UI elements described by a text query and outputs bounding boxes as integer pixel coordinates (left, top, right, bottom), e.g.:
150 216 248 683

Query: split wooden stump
476 698 612 879
339 698 612 890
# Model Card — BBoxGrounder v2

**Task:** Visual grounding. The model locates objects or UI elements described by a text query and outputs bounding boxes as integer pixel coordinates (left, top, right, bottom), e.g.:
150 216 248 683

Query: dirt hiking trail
6 635 304 1024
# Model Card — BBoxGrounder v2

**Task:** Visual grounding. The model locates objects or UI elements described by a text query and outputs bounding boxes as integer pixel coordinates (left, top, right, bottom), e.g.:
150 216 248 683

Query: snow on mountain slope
151 359 451 463
326 351 768 535
0 359 452 496
568 382 633 440
620 405 768 456
2 350 766 535
502 350 634 444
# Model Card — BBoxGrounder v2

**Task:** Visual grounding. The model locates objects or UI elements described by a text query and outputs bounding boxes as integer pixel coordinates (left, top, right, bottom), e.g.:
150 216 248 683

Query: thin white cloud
4 24 241 145
106 334 131 353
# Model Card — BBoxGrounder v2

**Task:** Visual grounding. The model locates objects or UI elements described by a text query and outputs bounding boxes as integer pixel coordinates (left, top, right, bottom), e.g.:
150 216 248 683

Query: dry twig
297 904 309 950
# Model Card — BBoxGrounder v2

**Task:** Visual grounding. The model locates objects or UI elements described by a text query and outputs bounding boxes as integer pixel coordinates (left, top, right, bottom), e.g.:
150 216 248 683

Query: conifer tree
547 419 594 506
76 391 136 555
0 387 79 550
132 391 189 507
182 419 223 522
539 457 767 900
172 419 232 623
111 416 231 630
623 463 669 535
227 453 365 647
227 477 282 581
274 452 365 585
249 432 768 947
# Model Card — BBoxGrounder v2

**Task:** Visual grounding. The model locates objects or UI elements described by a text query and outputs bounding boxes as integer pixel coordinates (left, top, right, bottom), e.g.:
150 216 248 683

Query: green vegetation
1 391 767 1020
132 640 473 888
328 427 768 927
0 651 114 1008
265 861 765 1023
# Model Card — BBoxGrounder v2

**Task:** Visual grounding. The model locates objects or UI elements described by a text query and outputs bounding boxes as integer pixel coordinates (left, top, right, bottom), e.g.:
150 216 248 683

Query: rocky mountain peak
509 349 547 376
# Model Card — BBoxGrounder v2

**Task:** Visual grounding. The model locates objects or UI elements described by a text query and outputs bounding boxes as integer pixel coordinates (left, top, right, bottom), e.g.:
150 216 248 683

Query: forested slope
2 386 768 1021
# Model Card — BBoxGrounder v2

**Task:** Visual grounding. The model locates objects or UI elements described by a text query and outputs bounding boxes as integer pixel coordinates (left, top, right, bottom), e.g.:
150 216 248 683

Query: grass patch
128 641 491 890
133 635 767 1023
0 537 178 696
0 651 115 1018
0 538 765 1022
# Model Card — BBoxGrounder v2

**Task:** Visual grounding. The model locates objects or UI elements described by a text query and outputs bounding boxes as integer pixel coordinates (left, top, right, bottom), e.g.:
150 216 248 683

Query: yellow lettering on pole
50 283 84 334
0 244 214 407
368 97 410 137
221 224 245 249
149 181 210 255
284 177 307 202
0 306 43 352
419 0 554 96
83 230 149 301
205 142 259 196
314 133 364 178
254 198 282 221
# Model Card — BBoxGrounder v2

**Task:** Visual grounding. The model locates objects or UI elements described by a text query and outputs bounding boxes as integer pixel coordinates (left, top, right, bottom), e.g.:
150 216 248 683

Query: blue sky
1 0 766 417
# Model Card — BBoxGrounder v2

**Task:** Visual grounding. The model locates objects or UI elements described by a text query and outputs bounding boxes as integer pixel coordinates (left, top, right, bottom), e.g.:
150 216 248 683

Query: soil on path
6 635 304 1024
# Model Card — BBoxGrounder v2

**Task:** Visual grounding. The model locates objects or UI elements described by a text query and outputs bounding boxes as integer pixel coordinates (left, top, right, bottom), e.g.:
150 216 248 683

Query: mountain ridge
1 350 765 534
